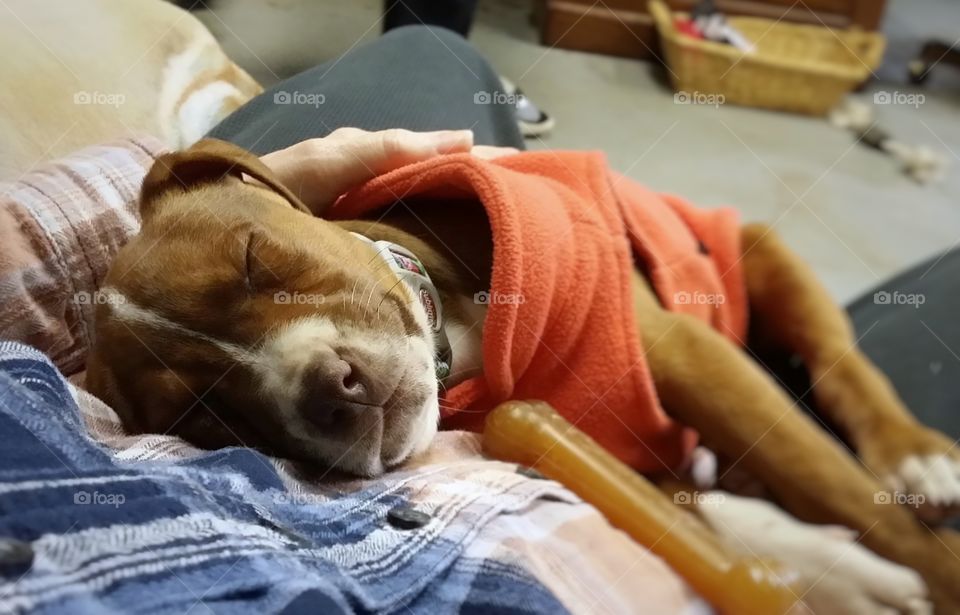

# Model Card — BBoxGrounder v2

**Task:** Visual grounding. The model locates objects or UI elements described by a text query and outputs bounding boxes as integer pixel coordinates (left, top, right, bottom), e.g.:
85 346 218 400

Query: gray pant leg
207 25 522 153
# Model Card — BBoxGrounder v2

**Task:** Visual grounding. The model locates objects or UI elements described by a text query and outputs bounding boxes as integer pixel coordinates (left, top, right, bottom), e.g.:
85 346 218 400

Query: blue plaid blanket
0 342 572 614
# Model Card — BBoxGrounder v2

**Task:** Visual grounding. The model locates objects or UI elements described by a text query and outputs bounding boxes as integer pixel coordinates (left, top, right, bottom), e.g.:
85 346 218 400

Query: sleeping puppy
85 144 440 477
87 140 960 614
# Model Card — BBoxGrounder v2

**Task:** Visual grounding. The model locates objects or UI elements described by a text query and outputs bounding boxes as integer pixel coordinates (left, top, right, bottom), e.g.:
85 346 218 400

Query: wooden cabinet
539 0 887 59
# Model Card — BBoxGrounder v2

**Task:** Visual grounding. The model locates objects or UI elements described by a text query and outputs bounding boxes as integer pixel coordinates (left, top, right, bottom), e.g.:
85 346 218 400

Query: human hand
260 128 475 215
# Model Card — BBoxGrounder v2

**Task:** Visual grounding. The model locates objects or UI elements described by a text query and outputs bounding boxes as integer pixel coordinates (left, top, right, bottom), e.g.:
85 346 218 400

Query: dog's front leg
739 224 960 522
630 274 956 613
669 486 931 615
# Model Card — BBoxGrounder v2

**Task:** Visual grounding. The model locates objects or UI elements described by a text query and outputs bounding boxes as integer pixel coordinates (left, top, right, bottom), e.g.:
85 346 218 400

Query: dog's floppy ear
140 138 311 217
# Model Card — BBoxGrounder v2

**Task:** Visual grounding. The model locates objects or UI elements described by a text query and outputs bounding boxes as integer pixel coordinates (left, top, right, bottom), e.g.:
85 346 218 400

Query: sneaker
500 77 555 138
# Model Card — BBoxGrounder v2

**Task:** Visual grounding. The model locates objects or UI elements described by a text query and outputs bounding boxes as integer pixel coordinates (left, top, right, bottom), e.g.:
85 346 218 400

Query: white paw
884 454 960 509
696 493 931 615
791 528 932 615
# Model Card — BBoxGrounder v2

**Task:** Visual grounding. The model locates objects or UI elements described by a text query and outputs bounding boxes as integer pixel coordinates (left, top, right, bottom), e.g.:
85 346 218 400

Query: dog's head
86 139 439 476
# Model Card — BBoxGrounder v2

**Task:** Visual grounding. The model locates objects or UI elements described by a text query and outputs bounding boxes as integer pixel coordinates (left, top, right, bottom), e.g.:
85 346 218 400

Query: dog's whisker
349 275 361 307
437 367 483 391
362 274 383 315
370 300 408 325
353 266 394 313
352 279 373 308
376 277 406 319
436 401 488 414
353 264 394 308
352 266 405 326
364 241 393 267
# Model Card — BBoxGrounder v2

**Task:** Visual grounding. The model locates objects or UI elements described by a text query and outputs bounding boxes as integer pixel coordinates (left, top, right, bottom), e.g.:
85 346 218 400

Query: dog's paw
793 527 932 615
863 423 960 523
883 454 960 521
697 493 931 615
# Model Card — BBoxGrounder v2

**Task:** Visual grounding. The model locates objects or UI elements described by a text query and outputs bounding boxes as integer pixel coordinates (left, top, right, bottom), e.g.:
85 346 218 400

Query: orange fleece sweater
336 151 747 473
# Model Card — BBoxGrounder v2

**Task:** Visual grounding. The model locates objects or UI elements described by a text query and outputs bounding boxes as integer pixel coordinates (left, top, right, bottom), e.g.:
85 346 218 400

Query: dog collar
350 233 452 383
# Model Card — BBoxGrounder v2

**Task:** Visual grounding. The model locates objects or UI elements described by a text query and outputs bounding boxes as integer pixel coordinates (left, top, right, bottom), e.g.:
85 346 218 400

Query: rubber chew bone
482 400 802 615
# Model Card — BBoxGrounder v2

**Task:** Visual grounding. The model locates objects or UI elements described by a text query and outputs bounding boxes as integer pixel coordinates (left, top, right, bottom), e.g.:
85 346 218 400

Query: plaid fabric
0 136 165 377
0 342 706 614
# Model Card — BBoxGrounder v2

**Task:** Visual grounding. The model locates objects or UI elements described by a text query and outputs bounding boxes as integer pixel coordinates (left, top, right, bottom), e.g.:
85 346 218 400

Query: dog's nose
322 358 369 403
299 353 394 428
312 356 383 404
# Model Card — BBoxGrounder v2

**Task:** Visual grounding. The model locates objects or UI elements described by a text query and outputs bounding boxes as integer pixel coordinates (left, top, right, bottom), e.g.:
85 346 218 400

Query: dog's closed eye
242 232 317 292
242 231 288 290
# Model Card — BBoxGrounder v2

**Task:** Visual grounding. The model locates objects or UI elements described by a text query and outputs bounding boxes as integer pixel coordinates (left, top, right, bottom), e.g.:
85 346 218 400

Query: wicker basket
649 0 885 116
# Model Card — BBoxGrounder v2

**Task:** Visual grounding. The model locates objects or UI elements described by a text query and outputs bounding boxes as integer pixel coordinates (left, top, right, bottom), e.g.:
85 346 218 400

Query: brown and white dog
86 139 960 615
